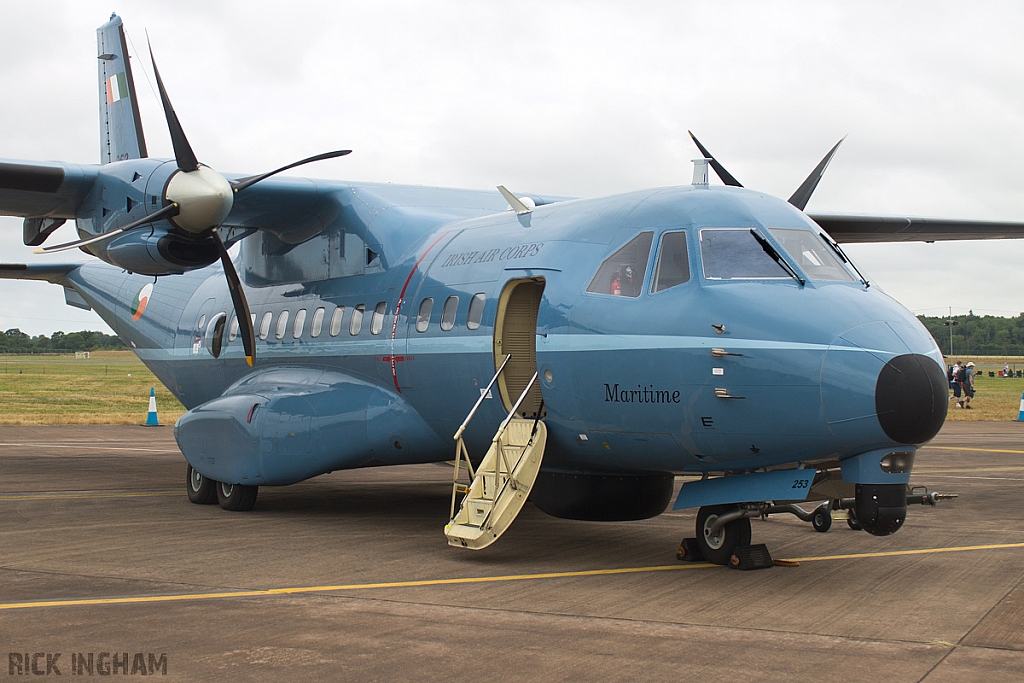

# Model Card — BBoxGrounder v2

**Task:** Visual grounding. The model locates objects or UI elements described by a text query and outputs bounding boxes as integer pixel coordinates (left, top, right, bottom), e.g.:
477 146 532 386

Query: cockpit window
766 228 855 282
699 228 790 280
586 231 654 297
651 231 690 293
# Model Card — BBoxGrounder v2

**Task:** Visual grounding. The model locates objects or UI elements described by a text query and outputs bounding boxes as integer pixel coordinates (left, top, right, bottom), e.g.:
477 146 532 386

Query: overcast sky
2 1 1023 336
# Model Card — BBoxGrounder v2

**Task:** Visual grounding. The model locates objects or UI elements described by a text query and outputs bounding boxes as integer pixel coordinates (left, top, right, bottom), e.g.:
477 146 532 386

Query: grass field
0 351 185 425
941 355 1024 421
0 351 1022 425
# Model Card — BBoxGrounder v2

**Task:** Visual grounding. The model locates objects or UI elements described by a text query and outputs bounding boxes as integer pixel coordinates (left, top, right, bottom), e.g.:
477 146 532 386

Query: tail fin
97 14 147 164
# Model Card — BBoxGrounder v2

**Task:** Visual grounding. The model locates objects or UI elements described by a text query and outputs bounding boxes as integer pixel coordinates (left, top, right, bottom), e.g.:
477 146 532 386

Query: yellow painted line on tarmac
923 446 1024 455
0 490 179 501
784 541 1024 563
915 466 1024 474
3 541 1023 612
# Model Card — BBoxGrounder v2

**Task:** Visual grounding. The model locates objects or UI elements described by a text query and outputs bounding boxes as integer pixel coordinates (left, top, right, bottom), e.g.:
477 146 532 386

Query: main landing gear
185 464 258 512
695 504 753 565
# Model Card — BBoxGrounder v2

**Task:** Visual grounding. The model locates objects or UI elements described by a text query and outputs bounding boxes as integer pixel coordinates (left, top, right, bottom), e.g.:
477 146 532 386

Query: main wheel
186 464 217 505
216 481 258 511
847 515 862 531
695 504 752 565
811 504 832 533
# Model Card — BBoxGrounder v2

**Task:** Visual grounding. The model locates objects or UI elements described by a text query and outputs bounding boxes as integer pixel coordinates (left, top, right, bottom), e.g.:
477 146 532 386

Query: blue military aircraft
0 14 1004 564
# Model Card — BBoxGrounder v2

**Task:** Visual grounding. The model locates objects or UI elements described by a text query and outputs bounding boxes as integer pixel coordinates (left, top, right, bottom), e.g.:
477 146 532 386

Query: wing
809 212 1024 244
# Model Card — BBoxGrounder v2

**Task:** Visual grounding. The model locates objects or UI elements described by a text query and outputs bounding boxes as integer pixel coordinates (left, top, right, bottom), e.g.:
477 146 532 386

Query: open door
493 278 545 418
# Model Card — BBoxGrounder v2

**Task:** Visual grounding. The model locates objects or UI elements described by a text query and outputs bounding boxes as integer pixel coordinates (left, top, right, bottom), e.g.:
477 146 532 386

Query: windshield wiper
749 229 804 286
819 232 869 287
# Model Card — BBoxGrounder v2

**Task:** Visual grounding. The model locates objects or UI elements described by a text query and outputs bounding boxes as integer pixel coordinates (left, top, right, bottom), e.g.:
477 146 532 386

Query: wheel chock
676 537 704 562
728 543 773 570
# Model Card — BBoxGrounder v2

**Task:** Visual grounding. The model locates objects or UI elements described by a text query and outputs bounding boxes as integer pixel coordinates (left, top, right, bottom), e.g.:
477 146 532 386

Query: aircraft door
494 278 545 418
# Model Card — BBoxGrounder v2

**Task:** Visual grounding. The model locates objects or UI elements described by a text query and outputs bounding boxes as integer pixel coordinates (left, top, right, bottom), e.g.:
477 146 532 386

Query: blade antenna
687 131 743 187
788 135 846 211
148 37 200 172
211 228 256 366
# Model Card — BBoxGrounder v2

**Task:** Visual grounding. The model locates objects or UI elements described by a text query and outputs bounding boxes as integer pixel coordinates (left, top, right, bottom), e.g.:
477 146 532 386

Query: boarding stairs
445 355 546 550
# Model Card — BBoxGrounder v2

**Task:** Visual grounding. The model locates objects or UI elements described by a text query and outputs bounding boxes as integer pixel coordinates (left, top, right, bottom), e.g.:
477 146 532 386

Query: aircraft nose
875 353 948 444
821 321 947 449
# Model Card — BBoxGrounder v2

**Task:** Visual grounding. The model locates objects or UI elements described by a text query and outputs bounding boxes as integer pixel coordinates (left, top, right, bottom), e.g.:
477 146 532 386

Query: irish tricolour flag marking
106 72 128 104
131 283 153 321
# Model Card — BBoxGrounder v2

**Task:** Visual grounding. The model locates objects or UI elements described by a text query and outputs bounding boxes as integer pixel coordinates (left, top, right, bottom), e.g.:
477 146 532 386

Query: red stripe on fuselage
389 230 452 393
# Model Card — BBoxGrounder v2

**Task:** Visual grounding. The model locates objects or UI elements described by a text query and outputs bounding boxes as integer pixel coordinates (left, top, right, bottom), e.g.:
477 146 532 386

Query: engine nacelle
96 226 218 275
530 469 675 521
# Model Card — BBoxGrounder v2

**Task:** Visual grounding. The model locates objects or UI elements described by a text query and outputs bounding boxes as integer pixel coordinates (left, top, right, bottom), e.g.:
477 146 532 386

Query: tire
186 464 217 505
812 504 832 533
695 504 752 565
216 481 258 511
847 515 862 531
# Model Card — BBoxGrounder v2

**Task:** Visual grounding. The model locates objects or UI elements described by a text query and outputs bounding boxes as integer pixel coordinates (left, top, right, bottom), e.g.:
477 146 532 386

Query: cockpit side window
586 231 654 297
651 231 690 293
699 228 789 280
766 228 855 282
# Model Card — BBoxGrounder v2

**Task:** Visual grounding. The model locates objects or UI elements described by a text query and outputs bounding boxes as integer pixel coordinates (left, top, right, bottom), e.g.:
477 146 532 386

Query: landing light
880 451 915 474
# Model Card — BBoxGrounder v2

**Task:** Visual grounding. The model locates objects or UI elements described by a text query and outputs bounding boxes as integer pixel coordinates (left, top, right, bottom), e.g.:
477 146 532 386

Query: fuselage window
258 311 273 340
586 231 654 297
467 293 485 330
700 228 790 280
766 228 855 282
228 315 238 342
440 295 458 331
329 306 345 337
370 302 387 335
197 314 206 330
293 308 307 338
350 304 365 335
416 298 433 333
275 310 290 339
206 313 227 359
651 231 691 293
310 307 325 338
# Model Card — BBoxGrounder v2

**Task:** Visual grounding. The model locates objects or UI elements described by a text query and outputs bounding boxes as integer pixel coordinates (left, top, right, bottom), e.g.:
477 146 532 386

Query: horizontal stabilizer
0 263 81 285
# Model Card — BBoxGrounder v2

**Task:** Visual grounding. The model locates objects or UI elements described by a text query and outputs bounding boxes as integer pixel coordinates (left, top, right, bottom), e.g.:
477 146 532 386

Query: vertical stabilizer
97 14 147 164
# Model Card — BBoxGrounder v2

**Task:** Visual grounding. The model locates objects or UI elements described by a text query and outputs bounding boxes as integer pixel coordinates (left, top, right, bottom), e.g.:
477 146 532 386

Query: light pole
943 311 957 358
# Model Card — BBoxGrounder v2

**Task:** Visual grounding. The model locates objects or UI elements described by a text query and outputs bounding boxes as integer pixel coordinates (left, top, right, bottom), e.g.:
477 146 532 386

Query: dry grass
0 351 184 425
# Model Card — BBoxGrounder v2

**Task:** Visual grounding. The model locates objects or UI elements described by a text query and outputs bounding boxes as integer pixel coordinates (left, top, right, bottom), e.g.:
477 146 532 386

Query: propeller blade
211 228 256 366
148 42 200 172
230 150 352 194
788 135 846 211
33 202 180 254
687 131 743 187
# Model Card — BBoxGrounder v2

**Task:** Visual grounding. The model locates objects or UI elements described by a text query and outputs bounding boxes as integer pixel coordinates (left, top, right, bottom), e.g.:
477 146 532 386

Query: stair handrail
453 354 512 441
494 371 539 444
449 354 511 520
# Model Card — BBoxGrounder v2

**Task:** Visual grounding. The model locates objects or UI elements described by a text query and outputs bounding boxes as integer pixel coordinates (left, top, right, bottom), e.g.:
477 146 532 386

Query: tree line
918 313 1024 357
0 328 125 353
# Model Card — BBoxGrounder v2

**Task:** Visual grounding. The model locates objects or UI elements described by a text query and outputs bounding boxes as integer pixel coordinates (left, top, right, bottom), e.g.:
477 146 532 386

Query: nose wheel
695 504 752 565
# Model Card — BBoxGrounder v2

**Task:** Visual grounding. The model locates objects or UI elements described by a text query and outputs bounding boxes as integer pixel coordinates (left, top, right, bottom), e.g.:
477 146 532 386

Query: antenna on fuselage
497 185 534 215
692 158 711 186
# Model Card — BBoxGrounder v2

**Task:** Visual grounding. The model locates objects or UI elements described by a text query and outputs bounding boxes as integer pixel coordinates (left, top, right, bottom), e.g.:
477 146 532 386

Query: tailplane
97 13 147 163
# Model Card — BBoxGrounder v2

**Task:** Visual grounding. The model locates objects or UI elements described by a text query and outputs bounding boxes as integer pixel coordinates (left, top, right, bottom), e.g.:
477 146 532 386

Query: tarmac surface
1 422 1023 681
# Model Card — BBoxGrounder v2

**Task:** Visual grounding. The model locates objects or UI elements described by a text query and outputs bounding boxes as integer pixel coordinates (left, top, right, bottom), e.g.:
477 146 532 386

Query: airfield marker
1017 392 1024 421
144 387 160 426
